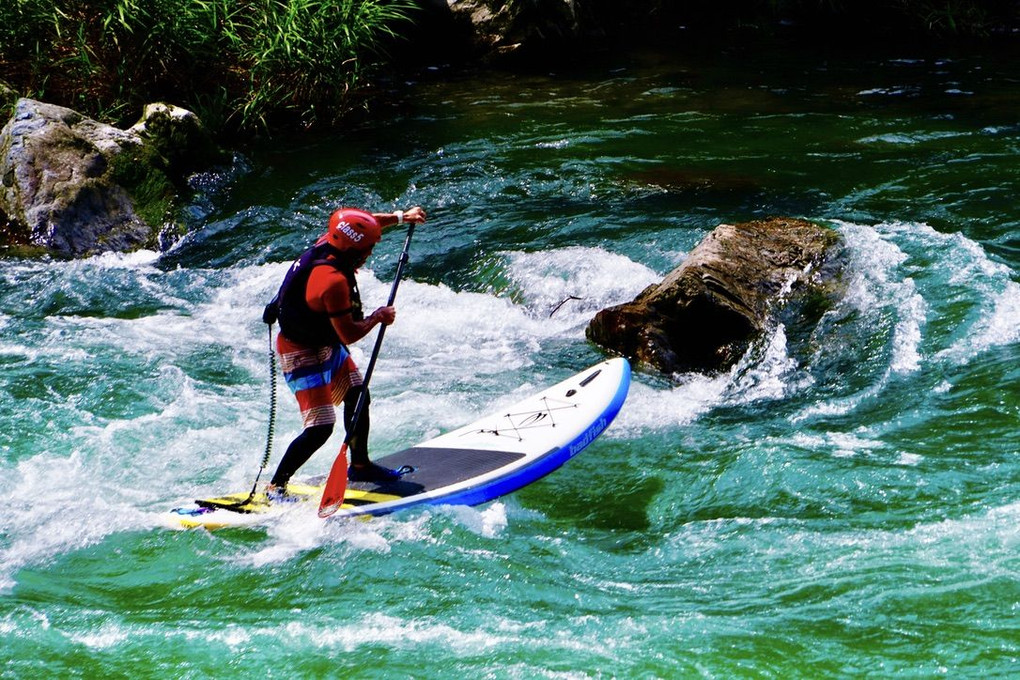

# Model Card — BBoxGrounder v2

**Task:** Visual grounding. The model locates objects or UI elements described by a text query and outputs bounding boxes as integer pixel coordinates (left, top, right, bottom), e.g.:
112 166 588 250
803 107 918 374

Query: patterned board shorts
277 334 363 428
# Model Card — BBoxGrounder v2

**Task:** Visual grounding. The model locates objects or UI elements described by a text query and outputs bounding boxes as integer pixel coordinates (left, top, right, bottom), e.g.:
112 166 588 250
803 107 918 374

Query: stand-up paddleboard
167 357 630 530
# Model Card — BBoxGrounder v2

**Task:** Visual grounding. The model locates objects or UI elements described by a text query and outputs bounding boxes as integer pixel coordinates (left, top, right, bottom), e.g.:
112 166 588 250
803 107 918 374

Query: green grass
0 0 416 133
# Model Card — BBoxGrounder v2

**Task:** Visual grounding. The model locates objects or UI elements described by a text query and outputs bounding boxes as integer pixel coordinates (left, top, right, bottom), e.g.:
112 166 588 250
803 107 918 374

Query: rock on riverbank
1 99 227 257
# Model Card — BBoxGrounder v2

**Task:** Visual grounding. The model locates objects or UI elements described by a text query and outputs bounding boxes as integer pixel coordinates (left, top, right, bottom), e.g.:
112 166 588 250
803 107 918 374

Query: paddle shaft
346 220 416 441
319 221 416 517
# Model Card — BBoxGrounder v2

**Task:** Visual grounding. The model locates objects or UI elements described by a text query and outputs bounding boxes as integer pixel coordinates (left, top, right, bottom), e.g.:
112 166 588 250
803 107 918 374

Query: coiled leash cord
197 322 277 512
253 322 278 487
241 322 278 502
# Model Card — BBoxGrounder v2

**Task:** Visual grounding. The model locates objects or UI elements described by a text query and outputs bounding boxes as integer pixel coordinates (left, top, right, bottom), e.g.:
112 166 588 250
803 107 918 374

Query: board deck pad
168 358 630 529
364 447 528 493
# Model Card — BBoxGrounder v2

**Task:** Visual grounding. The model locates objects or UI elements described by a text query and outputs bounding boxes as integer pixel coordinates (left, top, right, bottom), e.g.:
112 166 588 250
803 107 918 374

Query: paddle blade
318 443 349 518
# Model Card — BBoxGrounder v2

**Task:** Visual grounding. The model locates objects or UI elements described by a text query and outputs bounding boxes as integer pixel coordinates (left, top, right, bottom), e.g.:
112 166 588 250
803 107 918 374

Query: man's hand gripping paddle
318 221 417 518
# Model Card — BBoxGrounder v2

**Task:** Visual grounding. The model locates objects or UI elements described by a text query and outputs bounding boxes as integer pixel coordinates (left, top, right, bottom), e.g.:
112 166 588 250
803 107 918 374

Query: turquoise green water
2 45 1019 677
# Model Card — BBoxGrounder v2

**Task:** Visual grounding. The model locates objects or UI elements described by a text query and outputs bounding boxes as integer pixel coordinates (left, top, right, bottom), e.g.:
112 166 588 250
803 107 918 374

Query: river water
2 43 1019 677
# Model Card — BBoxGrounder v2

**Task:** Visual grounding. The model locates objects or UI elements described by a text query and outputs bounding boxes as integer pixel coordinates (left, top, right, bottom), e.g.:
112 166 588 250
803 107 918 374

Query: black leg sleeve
343 386 371 465
270 423 333 487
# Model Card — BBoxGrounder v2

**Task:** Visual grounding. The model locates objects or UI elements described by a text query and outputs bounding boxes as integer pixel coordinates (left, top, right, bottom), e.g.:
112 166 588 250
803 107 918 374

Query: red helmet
325 208 381 252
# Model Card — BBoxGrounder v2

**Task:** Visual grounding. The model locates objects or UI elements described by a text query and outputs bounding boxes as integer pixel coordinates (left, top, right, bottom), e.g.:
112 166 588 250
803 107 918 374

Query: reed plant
0 0 416 133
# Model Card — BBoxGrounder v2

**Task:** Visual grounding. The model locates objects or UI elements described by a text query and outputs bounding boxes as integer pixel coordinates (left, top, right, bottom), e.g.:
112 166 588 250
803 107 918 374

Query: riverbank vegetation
0 0 416 133
1 0 1016 137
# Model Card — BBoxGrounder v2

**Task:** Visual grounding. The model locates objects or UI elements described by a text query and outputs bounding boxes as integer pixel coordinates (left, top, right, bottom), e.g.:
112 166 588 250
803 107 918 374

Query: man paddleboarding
265 206 426 499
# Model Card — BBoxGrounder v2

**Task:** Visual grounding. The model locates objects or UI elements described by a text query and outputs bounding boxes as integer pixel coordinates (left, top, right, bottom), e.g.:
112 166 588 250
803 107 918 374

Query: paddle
318 220 417 518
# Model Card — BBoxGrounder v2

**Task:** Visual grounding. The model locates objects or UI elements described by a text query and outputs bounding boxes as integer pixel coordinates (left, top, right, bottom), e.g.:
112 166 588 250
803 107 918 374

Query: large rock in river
0 99 225 257
586 218 845 375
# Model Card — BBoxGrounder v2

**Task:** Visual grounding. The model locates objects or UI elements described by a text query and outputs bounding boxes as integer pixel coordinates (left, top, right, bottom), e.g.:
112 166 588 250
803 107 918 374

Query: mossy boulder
0 99 226 257
128 103 229 185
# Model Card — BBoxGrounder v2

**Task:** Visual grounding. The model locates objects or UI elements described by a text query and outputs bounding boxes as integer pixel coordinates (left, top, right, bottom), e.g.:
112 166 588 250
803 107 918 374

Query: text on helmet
335 220 365 242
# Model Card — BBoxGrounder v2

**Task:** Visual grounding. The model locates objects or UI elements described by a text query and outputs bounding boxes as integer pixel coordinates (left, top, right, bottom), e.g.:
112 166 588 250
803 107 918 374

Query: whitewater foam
0 450 152 591
2 224 1010 585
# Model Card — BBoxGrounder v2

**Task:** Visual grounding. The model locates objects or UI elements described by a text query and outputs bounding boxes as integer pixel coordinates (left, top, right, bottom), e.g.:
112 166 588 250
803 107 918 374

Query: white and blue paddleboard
168 357 630 529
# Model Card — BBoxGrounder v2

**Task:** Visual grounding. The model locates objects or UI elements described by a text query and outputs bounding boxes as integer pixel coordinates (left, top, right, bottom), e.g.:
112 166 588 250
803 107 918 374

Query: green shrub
0 0 416 133
235 0 414 129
